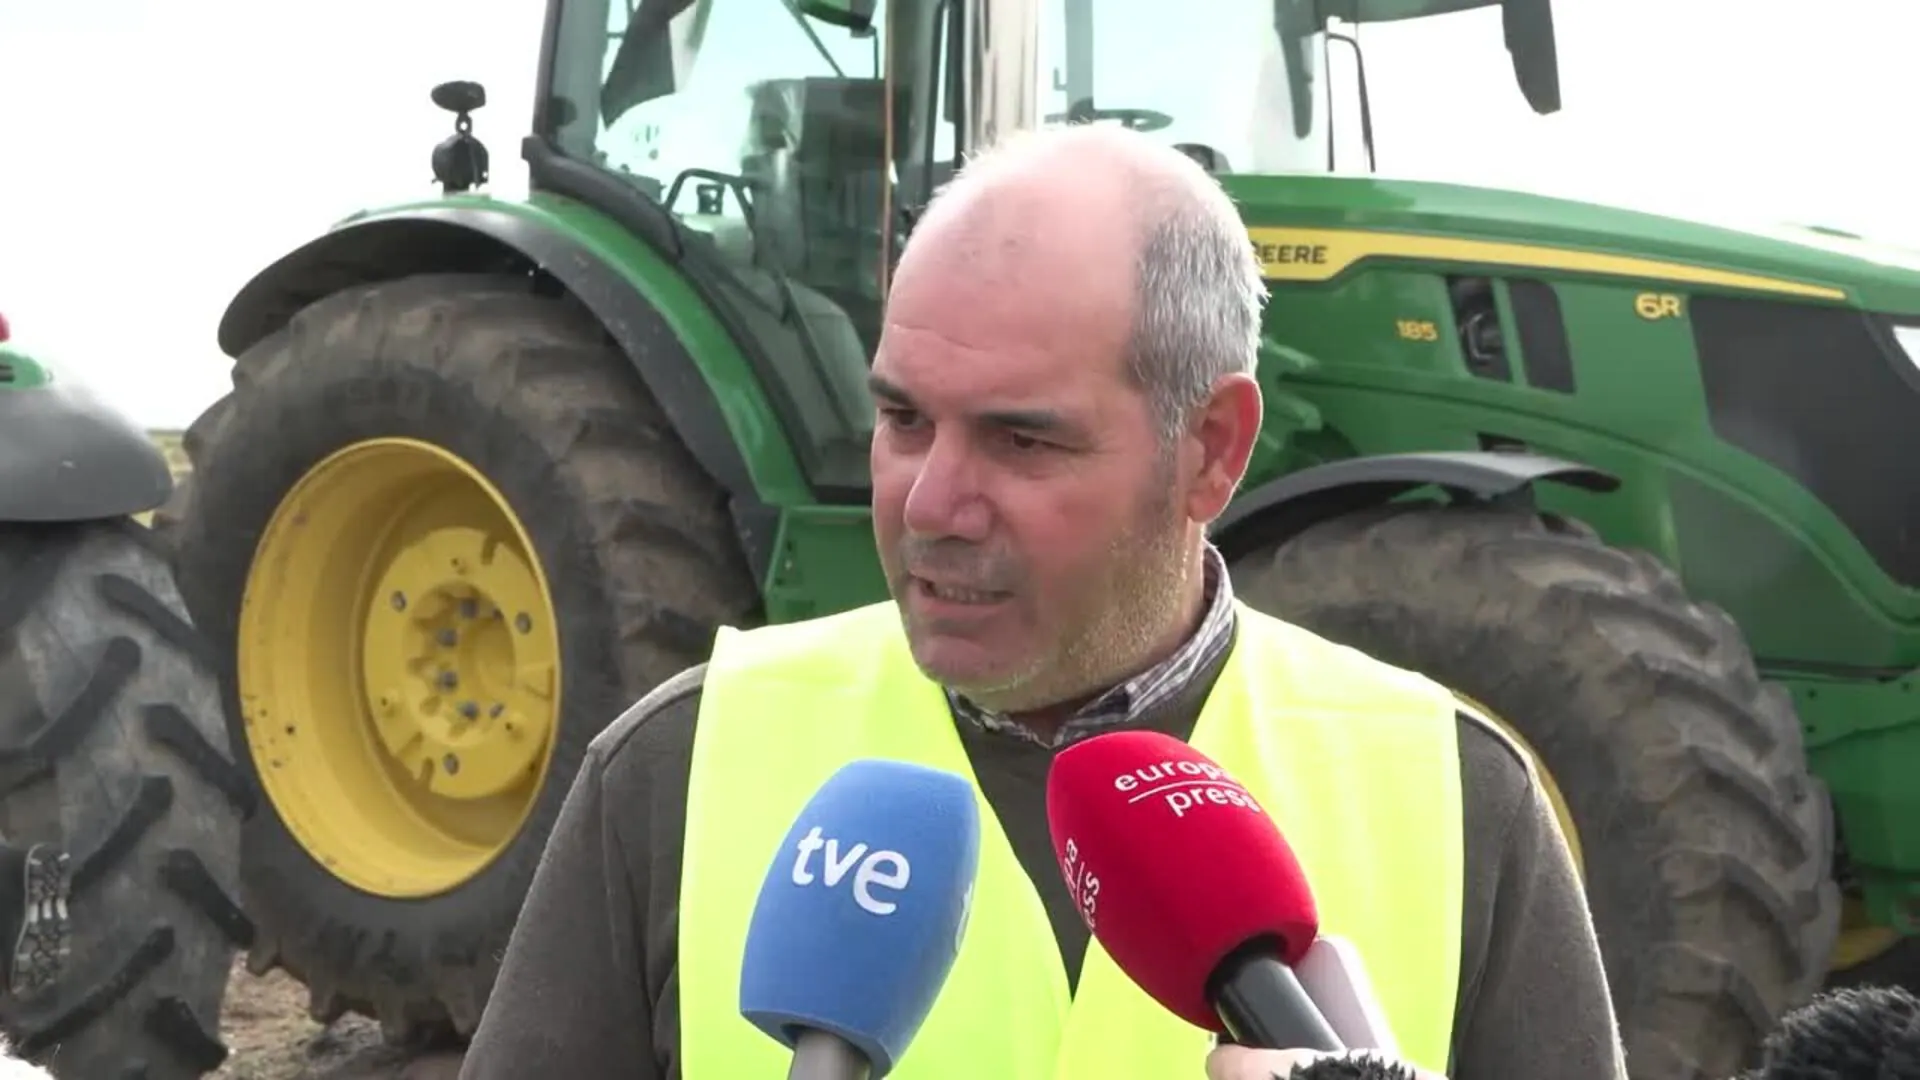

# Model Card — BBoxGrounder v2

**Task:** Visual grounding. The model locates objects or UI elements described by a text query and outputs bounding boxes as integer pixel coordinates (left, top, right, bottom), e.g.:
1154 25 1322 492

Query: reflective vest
678 600 1464 1078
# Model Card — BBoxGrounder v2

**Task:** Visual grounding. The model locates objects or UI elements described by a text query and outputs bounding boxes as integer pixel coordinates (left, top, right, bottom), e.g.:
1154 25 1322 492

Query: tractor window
545 0 962 357
595 0 879 210
1034 0 1328 176
592 0 883 247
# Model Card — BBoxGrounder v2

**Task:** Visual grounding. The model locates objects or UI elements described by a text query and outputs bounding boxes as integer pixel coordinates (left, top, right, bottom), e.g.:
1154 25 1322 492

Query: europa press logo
1114 758 1267 820
1059 837 1100 931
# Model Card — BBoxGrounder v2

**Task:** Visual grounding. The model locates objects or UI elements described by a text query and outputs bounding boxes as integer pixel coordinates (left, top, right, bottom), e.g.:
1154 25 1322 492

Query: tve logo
789 825 912 915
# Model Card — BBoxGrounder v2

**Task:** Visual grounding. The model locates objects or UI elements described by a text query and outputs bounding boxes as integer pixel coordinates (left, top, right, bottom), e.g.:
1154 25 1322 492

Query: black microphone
1287 1054 1419 1079
1746 985 1920 1080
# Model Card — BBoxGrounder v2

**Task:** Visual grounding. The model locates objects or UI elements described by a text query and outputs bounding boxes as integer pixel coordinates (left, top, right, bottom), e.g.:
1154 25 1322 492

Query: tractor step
10 844 69 998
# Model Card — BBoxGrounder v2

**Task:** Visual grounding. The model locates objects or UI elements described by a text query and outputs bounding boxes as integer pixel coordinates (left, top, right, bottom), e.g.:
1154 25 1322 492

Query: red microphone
1046 729 1344 1050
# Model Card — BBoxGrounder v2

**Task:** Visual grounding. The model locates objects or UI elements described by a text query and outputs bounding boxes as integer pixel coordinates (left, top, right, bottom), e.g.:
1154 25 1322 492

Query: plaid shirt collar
945 543 1237 749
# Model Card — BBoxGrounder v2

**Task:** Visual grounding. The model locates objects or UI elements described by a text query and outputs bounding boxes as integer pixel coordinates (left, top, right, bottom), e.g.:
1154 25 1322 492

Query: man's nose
901 435 991 542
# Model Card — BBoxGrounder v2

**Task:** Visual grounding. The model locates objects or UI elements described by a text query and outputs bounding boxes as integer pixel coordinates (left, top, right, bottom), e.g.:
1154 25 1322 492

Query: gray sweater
461 646 1627 1079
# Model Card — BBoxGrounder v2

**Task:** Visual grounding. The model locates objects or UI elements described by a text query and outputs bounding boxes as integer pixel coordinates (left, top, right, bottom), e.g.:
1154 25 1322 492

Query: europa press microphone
737 759 981 1080
1046 729 1397 1053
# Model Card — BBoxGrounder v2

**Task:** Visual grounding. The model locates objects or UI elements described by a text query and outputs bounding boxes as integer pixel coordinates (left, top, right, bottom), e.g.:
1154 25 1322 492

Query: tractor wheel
1230 503 1841 1080
159 273 759 1043
0 519 246 1079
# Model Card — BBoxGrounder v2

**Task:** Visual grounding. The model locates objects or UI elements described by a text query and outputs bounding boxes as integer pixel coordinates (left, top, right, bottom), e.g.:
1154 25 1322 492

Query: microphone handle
787 1029 873 1080
1212 951 1347 1053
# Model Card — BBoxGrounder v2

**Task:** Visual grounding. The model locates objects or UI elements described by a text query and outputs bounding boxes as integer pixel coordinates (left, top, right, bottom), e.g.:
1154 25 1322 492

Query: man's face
869 207 1206 713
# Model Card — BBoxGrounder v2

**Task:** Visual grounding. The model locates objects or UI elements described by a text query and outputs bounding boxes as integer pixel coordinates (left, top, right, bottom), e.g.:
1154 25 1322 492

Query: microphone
1295 935 1400 1055
1045 728 1345 1051
737 758 982 1080
1746 984 1920 1079
1285 1055 1421 1079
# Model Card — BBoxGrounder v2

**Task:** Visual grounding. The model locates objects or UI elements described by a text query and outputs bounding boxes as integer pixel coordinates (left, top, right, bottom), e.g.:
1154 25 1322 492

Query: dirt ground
212 959 464 1080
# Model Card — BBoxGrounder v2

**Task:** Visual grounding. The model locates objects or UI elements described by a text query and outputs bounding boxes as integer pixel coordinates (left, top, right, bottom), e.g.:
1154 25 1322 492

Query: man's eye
880 407 924 431
1006 431 1047 452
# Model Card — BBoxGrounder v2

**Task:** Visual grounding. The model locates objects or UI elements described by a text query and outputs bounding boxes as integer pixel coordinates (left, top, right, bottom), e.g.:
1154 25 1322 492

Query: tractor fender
1210 450 1620 561
216 204 758 503
0 377 174 523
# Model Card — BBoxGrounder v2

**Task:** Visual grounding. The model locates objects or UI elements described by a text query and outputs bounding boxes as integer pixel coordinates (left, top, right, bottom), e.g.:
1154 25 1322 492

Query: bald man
462 125 1626 1079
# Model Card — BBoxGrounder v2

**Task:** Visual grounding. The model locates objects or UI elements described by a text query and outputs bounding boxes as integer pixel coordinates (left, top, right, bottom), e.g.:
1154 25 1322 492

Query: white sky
2 0 1917 429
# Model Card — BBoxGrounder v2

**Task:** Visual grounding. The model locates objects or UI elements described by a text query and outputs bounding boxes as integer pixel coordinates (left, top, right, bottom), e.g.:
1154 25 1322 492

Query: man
461 124 1626 1078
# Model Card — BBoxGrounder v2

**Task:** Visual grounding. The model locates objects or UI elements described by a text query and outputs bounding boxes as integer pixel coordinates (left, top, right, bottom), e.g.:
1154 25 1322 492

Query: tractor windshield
550 0 1329 195
547 0 919 363
1035 0 1330 176
542 0 1331 352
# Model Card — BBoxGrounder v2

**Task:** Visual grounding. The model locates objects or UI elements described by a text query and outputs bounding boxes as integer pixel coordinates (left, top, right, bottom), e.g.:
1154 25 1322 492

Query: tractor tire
0 519 247 1079
1230 503 1841 1080
159 273 759 1044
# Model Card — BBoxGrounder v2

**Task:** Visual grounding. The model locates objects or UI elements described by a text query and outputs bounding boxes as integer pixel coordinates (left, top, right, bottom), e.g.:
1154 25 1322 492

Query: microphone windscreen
1046 729 1317 1031
1285 1054 1422 1079
1752 984 1920 1080
738 758 981 1077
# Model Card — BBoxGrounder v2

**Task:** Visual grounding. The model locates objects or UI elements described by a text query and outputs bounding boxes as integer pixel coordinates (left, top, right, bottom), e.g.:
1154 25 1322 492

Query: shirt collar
946 543 1238 749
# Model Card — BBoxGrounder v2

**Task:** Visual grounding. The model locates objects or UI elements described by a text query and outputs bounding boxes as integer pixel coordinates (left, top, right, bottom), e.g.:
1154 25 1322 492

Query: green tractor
151 0 1920 1074
0 314 245 1078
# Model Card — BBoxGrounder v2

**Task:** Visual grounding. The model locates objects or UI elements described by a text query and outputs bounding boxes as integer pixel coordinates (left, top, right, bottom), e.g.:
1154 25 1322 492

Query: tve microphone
1046 729 1343 1050
1747 984 1920 1080
739 759 982 1080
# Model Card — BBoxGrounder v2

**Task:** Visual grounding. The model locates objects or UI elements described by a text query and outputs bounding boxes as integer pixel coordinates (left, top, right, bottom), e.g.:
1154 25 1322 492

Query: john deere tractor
0 314 245 1078
153 0 1920 1074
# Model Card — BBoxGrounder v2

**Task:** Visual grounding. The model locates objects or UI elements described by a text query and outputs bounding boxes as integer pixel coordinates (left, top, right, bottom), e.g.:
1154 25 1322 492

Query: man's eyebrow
868 372 1082 437
868 373 912 405
980 407 1072 434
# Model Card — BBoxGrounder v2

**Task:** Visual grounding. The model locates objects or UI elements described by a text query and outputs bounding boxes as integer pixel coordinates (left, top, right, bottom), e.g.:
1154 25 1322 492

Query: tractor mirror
795 0 875 32
1497 0 1561 116
1273 0 1321 140
1336 0 1561 116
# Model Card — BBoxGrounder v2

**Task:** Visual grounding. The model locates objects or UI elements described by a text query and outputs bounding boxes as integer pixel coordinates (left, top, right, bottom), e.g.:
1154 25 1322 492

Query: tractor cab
533 0 1554 495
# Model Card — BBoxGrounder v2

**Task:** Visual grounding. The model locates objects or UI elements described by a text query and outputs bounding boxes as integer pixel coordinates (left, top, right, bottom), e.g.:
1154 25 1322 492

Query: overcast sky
3 0 1916 429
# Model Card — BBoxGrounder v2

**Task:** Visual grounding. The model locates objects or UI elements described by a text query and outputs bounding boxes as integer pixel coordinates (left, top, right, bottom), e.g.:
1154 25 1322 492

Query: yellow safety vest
679 600 1464 1078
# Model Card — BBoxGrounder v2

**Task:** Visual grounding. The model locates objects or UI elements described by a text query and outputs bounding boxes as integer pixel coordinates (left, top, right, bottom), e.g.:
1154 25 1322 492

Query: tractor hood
1223 173 1920 314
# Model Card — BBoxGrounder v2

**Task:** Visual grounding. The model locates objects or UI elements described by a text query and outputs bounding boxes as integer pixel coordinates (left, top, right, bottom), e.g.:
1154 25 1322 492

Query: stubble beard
944 454 1198 715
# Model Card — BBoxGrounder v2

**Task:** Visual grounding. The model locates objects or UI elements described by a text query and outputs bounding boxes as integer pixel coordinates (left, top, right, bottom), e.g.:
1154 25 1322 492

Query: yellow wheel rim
1455 692 1586 880
1831 894 1901 971
238 437 563 899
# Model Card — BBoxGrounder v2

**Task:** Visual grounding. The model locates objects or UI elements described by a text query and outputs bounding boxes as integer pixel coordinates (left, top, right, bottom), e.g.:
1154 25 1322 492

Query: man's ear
1184 372 1263 525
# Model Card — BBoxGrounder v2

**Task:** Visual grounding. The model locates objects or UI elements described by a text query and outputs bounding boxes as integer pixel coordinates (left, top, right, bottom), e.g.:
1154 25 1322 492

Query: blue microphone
739 758 982 1079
